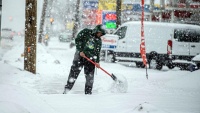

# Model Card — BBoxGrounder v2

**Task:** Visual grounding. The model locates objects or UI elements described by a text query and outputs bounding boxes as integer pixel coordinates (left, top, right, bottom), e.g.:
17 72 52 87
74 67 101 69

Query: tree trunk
149 0 154 21
72 0 80 40
0 0 2 45
38 0 48 43
24 0 37 74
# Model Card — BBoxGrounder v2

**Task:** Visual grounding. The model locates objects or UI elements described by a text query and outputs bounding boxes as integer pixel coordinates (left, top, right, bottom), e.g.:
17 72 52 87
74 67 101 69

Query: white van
111 21 200 70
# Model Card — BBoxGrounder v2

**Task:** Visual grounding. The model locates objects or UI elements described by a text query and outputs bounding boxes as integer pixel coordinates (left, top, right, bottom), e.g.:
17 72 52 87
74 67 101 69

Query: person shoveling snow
63 24 128 95
63 24 106 95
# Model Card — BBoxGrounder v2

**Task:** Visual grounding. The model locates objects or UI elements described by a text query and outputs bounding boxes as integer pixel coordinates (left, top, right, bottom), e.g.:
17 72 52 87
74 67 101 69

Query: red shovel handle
83 56 112 77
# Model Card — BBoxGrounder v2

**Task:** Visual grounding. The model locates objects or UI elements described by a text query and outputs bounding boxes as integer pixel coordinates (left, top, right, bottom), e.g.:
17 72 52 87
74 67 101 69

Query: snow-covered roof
122 21 200 29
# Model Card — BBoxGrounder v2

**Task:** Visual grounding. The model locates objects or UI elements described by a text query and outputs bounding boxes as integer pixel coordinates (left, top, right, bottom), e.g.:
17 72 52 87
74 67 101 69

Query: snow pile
0 101 30 113
165 70 200 91
129 102 168 113
0 35 200 113
0 62 57 113
0 84 56 113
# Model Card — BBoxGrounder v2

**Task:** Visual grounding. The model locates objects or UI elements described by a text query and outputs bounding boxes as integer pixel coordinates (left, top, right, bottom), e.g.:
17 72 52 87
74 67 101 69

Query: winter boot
85 85 92 95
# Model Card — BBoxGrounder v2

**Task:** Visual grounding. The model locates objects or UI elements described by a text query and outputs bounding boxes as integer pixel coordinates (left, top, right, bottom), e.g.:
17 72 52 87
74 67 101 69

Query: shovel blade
111 73 117 81
110 74 128 93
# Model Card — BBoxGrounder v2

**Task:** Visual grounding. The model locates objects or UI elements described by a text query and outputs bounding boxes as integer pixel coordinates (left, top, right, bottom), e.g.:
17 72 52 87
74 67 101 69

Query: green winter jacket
75 25 105 63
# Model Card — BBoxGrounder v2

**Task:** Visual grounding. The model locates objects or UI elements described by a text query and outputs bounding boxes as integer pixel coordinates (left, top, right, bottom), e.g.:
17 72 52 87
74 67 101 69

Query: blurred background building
1 0 200 36
80 0 200 29
30 0 200 35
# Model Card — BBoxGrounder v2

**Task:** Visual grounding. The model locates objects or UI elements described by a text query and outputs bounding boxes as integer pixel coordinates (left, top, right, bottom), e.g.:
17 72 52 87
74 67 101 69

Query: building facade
81 0 200 30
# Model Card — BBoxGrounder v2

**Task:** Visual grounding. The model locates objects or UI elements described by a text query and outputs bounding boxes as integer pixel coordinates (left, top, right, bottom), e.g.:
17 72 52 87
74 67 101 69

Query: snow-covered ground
0 36 200 113
1 0 200 112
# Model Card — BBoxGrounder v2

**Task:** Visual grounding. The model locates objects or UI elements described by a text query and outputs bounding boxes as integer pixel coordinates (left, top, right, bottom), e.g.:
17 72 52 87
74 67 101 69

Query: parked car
59 33 72 42
1 28 14 40
108 21 200 70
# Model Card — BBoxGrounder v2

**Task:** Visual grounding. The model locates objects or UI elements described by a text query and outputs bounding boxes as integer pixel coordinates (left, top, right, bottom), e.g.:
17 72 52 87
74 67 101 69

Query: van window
2 28 12 31
174 29 200 42
114 26 127 39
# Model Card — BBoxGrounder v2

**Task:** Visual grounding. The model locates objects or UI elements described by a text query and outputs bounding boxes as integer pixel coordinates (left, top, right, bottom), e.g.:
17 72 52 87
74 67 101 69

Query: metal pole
159 0 165 22
170 10 175 23
105 50 108 62
141 0 148 79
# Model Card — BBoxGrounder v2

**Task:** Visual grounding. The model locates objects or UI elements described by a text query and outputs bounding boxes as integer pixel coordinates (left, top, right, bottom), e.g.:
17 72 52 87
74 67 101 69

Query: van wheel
149 59 163 70
196 63 200 69
167 62 175 69
148 52 163 70
179 64 189 70
105 54 115 63
136 62 145 68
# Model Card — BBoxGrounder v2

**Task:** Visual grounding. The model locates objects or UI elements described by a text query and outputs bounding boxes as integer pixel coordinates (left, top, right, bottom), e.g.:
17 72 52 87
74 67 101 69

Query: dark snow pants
65 51 95 94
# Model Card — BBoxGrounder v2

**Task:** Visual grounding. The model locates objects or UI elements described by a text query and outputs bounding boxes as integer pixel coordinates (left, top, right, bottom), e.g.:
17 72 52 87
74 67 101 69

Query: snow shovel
83 56 128 93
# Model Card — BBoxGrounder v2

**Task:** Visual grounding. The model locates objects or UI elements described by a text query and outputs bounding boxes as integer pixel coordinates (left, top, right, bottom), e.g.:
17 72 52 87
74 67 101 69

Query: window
174 29 200 42
114 26 127 39
193 0 200 2
2 28 12 31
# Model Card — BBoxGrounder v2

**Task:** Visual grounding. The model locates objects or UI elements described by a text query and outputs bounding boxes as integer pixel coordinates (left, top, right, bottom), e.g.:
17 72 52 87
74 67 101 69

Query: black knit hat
92 24 106 35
